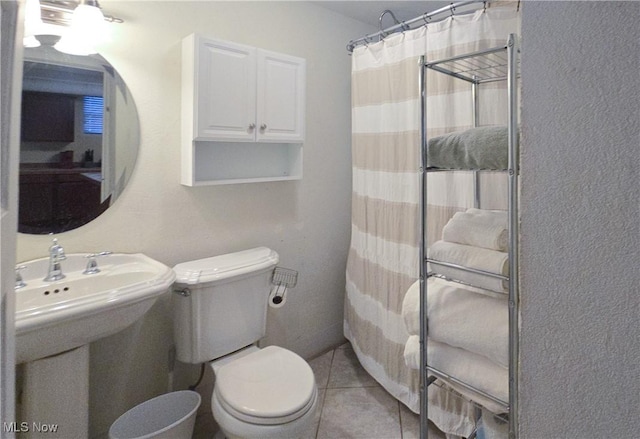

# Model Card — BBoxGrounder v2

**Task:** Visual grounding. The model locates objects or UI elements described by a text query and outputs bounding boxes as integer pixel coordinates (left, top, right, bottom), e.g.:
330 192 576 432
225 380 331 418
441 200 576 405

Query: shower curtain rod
346 0 487 53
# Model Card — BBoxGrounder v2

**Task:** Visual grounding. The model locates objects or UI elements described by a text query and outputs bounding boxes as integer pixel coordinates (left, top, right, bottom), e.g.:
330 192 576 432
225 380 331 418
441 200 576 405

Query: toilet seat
214 346 316 425
214 386 317 426
212 388 319 439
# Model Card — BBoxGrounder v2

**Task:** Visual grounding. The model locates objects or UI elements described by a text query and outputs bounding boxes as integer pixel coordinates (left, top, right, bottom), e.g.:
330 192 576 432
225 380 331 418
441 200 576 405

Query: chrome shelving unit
418 34 519 439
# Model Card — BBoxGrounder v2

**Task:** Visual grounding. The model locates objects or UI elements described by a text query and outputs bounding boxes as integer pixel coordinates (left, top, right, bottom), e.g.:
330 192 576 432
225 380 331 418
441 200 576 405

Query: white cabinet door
256 50 305 143
195 38 256 141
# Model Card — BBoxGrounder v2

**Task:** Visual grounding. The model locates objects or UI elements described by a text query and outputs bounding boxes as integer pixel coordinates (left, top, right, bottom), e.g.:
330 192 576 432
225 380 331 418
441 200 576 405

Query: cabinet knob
260 123 267 131
248 123 256 131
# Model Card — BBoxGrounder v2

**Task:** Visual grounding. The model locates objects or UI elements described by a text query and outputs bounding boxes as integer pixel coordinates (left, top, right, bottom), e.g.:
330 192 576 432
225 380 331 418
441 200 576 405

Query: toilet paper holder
270 267 298 306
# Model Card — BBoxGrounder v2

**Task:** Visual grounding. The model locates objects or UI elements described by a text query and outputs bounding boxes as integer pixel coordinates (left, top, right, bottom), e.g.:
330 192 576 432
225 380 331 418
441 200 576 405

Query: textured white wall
520 2 639 437
15 2 375 437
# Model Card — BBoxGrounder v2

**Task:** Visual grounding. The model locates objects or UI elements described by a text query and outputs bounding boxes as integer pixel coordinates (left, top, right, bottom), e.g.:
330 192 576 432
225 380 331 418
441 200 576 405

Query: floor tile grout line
398 400 404 439
315 348 336 439
313 387 328 439
325 347 336 388
324 384 382 389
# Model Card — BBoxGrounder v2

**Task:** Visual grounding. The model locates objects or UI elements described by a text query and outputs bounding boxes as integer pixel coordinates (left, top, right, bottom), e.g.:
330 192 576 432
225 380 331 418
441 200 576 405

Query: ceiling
312 1 452 29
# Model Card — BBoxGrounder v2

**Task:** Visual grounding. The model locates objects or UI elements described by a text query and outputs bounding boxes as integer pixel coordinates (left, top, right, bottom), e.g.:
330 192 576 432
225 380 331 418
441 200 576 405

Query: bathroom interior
0 1 637 439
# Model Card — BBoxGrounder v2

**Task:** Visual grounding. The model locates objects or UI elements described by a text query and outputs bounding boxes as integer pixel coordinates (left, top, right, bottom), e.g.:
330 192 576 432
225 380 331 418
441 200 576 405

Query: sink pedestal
22 345 89 438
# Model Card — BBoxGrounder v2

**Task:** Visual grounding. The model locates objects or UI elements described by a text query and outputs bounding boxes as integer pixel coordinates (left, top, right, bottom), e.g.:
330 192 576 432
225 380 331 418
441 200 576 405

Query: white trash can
109 390 201 439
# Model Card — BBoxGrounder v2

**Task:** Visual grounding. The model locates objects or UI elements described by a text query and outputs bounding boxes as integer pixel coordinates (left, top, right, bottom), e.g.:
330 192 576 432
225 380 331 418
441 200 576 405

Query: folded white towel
430 240 508 293
429 278 508 367
402 277 508 367
428 339 508 414
402 278 504 335
479 408 509 439
442 208 508 251
428 381 476 438
402 280 421 336
404 336 508 414
404 334 421 369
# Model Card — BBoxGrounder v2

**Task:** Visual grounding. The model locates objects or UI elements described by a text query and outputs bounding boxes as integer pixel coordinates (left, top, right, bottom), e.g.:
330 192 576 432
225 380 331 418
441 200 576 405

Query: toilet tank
172 247 279 364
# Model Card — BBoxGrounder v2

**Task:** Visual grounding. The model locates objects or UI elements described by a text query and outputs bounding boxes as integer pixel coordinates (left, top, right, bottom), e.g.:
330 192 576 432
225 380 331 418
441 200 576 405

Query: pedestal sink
16 253 175 363
15 253 175 438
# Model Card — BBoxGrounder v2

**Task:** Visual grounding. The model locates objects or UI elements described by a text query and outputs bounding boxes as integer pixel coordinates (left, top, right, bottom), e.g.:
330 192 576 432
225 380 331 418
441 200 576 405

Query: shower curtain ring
449 4 456 17
483 1 487 13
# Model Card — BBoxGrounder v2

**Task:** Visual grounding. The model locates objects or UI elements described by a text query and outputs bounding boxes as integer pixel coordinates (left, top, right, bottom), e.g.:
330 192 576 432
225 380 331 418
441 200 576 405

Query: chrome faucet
15 265 27 290
44 238 66 282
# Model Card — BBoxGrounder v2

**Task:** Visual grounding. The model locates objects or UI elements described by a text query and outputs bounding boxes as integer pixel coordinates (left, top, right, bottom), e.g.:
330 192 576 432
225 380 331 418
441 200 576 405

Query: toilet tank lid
173 247 279 285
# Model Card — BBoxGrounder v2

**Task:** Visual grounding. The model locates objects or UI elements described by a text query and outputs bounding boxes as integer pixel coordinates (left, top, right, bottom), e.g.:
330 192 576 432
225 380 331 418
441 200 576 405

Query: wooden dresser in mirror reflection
19 164 108 234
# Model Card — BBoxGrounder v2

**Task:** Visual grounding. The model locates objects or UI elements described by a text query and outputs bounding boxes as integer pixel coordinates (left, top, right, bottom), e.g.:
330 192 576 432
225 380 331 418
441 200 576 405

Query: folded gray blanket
427 126 508 170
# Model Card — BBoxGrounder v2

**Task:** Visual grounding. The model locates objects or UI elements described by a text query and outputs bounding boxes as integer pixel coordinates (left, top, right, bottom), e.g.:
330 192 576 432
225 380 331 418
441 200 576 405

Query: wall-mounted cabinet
181 34 305 185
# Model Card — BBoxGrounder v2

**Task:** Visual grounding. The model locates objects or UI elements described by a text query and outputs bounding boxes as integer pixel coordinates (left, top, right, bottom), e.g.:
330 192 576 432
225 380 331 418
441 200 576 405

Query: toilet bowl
210 346 318 439
172 248 318 439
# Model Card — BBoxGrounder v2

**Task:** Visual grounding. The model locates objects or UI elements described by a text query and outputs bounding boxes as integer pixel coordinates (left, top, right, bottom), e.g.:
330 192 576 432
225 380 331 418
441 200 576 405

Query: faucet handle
83 252 112 275
15 265 27 290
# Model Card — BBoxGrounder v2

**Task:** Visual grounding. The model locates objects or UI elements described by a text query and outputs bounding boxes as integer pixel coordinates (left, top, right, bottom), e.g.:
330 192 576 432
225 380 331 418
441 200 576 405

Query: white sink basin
15 253 175 363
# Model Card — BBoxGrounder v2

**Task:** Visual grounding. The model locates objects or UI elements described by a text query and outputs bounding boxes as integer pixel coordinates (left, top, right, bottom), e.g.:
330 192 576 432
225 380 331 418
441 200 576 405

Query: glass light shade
23 0 43 47
54 4 107 56
23 35 41 48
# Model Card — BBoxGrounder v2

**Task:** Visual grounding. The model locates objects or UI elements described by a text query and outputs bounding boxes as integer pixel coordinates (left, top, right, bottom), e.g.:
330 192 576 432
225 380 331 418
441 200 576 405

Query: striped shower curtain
346 25 426 412
345 6 519 414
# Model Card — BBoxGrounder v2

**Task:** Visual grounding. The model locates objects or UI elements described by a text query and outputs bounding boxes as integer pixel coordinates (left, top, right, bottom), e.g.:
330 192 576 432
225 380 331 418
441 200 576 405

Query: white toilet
172 247 318 439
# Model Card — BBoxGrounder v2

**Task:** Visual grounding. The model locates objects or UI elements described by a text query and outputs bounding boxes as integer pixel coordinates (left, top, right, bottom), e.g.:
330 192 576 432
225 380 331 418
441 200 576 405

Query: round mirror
19 44 139 234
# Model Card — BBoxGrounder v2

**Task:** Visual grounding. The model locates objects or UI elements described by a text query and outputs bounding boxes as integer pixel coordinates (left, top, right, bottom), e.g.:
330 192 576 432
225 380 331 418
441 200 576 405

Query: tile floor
305 342 420 439
193 341 445 439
